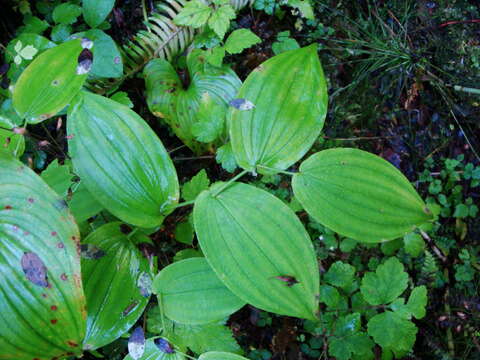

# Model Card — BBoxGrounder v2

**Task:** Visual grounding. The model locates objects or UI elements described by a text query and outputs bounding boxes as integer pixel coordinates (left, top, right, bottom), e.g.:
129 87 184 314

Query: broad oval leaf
229 44 327 173
199 352 249 360
153 257 245 324
0 118 24 158
83 0 115 28
124 338 185 360
0 155 86 359
12 38 91 123
145 50 241 154
193 182 319 320
292 148 433 243
82 222 151 350
67 92 179 228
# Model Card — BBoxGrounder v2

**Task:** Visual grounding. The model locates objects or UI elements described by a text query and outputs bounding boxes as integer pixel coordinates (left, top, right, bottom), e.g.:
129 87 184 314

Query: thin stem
141 0 151 32
453 85 480 95
211 169 248 197
174 155 214 161
256 165 296 176
168 144 186 154
174 200 195 209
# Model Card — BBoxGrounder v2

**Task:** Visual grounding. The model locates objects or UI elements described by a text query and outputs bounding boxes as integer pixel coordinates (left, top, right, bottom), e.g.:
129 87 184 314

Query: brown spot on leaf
21 252 49 287
51 305 58 311
41 293 48 298
4 205 12 210
50 319 58 324
67 341 78 348
57 242 64 249
51 231 57 237
60 273 68 281
120 224 132 234
28 198 34 203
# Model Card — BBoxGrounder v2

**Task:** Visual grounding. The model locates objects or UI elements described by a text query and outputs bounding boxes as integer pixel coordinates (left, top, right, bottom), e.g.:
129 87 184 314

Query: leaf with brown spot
21 252 48 287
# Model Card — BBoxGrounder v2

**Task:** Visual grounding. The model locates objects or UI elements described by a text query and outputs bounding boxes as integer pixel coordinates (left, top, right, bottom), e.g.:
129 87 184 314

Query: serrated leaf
208 4 236 38
145 50 241 154
406 286 427 320
83 0 115 28
67 92 179 228
360 257 408 305
111 91 134 108
82 222 151 350
193 182 320 320
328 313 374 360
123 338 185 360
229 44 327 173
13 39 90 123
319 285 340 308
153 258 245 324
68 181 103 223
53 3 82 24
324 261 355 290
216 142 237 173
225 29 261 54
367 311 417 353
41 159 73 197
199 352 249 360
403 232 425 257
174 0 212 28
206 46 226 67
0 155 85 359
191 93 226 143
272 31 300 55
292 148 433 242
18 45 37 60
285 0 314 20
147 307 241 354
183 169 211 202
51 24 73 42
174 221 195 245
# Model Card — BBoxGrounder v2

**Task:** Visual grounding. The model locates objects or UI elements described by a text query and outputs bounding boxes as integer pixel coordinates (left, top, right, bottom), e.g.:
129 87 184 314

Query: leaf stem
211 169 248 197
174 200 195 209
256 165 296 176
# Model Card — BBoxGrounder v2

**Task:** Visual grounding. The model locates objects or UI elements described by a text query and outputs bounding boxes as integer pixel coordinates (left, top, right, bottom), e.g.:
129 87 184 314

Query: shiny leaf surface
0 155 85 360
292 148 433 243
193 182 319 320
67 92 179 228
82 222 151 350
123 338 185 360
13 39 90 123
153 258 245 324
199 352 249 360
229 45 327 173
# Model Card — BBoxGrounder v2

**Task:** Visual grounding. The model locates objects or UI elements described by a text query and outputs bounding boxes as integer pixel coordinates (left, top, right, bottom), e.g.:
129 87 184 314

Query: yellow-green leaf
292 148 433 243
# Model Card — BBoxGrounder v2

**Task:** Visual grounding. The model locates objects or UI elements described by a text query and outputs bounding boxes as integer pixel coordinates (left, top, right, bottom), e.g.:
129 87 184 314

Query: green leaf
173 248 203 262
123 338 185 360
40 159 73 197
324 261 355 290
183 169 211 202
329 313 374 360
67 92 179 228
68 181 103 223
208 4 236 38
153 258 245 324
22 15 49 34
406 286 427 320
199 352 249 360
174 0 212 28
145 50 241 154
403 232 425 257
82 222 151 350
319 285 340 308
0 155 85 359
191 93 226 143
225 29 261 54
229 44 327 173
216 142 237 173
453 203 469 218
0 120 24 158
292 148 433 242
83 0 115 28
193 182 320 320
284 0 314 20
360 257 408 305
111 91 134 108
78 29 123 78
148 307 241 354
174 221 195 245
367 311 417 353
13 39 90 123
271 31 300 55
206 46 226 67
51 24 72 42
53 3 82 24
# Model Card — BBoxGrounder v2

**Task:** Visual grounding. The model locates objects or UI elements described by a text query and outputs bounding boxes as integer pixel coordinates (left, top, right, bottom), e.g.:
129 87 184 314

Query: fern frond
89 0 252 93
420 250 439 285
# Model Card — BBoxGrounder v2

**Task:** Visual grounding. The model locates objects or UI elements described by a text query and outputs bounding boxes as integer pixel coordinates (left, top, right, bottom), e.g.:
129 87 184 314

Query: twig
419 229 447 263
322 135 394 141
173 155 214 161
